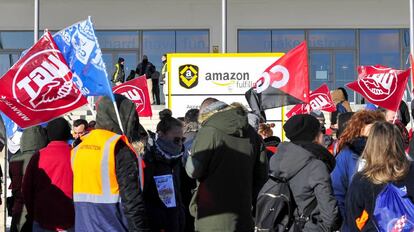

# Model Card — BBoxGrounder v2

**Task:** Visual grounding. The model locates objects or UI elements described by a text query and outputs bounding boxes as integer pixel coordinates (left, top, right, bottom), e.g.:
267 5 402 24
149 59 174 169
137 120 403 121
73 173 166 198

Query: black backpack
255 175 316 232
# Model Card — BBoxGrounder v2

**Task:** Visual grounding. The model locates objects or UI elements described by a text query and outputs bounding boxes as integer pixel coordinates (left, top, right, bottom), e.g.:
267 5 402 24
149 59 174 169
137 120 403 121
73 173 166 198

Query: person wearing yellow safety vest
112 57 125 84
71 94 149 232
160 54 167 85
143 114 186 232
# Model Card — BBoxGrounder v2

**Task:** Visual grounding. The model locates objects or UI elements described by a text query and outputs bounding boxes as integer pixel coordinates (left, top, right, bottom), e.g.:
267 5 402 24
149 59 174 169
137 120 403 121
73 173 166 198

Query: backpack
255 175 316 232
373 183 414 232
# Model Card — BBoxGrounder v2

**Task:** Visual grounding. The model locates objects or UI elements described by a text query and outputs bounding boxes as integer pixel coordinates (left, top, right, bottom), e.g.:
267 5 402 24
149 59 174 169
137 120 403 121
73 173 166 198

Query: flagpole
281 106 285 141
34 0 39 42
112 101 125 134
222 0 227 53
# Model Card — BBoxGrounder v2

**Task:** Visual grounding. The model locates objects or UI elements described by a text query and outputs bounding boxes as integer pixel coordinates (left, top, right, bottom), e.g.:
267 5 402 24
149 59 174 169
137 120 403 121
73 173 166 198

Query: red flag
250 41 309 110
286 104 309 118
113 75 152 117
286 84 336 118
347 65 410 112
0 32 87 128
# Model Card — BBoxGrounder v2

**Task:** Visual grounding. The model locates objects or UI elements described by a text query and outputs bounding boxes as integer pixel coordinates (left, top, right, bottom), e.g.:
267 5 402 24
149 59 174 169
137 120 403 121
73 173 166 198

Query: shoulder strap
302 198 317 218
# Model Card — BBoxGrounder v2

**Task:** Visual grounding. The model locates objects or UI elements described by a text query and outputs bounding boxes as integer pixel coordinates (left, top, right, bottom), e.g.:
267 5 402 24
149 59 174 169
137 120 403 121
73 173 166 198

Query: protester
9 126 48 232
87 120 96 130
143 114 185 231
310 111 333 148
71 94 148 231
126 70 136 82
330 112 355 156
269 114 340 231
185 98 268 232
329 88 353 137
22 118 74 232
331 110 385 230
346 121 414 231
136 55 156 104
160 54 167 86
112 57 125 84
71 119 88 148
181 109 199 232
378 107 410 150
258 123 280 157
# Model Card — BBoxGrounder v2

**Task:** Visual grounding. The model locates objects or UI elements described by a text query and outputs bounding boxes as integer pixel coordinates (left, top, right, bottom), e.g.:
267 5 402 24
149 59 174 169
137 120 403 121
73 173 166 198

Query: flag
245 41 309 113
113 75 153 117
346 65 410 112
286 84 336 118
0 32 87 128
53 17 114 100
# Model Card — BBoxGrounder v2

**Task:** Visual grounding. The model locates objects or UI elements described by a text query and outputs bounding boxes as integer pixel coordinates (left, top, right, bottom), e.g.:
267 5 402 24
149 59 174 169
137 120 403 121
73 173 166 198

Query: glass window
0 32 34 49
176 30 209 52
95 31 139 49
0 53 19 76
360 29 400 69
143 31 175 71
238 30 271 52
310 51 332 91
309 30 355 48
271 30 305 53
335 51 356 102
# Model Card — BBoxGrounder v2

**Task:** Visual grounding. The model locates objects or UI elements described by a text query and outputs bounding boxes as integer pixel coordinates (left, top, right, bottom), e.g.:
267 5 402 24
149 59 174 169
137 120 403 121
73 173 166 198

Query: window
309 30 355 48
360 29 400 69
271 30 304 53
0 32 34 49
95 31 139 49
238 30 271 52
176 30 209 52
143 31 175 70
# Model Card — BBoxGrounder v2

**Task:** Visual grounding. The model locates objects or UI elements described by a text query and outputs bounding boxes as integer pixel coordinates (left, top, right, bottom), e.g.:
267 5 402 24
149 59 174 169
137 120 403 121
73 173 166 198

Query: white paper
316 70 328 80
154 174 176 208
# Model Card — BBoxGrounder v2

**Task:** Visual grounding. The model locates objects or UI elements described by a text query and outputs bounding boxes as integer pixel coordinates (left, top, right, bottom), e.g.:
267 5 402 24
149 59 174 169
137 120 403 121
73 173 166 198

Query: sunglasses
173 137 186 144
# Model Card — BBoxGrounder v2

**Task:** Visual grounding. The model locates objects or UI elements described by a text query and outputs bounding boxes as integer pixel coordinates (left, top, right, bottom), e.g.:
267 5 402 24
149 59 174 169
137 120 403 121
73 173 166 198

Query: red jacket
22 141 74 230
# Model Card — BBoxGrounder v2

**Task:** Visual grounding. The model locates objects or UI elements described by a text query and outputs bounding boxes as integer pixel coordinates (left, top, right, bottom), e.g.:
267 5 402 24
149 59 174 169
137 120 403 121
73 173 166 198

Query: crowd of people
111 55 164 105
3 86 414 232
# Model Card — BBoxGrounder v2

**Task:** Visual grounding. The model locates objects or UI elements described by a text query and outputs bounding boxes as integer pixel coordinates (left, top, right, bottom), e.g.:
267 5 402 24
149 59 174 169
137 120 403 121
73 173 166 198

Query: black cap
283 114 320 142
118 57 124 63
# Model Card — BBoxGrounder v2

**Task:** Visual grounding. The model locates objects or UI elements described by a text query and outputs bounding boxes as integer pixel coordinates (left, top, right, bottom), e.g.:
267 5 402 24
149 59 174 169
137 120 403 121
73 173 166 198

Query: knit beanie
283 114 320 142
46 117 71 141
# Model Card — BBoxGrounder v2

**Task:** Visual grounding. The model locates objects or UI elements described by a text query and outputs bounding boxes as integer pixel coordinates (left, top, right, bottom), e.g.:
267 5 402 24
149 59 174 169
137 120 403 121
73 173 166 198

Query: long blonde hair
361 121 410 184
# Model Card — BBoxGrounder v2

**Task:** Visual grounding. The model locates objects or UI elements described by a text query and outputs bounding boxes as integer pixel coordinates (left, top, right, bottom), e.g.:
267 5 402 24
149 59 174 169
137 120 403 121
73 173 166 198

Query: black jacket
95 94 149 231
143 143 185 232
270 142 340 231
346 163 414 231
136 62 155 79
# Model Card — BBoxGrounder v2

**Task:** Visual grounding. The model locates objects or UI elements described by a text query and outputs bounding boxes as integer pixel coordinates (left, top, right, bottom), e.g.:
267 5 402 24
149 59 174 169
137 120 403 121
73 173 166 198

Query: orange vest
71 129 143 203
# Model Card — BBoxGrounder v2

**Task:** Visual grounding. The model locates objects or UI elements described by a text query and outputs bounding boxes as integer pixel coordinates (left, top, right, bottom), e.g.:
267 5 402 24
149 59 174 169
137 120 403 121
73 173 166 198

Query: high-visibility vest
71 129 142 203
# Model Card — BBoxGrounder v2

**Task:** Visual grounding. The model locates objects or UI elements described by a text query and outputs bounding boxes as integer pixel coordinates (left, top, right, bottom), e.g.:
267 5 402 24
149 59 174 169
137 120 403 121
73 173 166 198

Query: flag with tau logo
0 32 87 128
113 75 152 117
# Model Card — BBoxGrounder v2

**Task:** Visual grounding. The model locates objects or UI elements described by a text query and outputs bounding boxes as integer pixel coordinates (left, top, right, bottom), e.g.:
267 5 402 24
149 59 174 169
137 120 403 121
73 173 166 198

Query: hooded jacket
74 94 148 232
331 137 367 228
186 104 268 232
270 142 339 232
10 126 47 232
143 139 185 232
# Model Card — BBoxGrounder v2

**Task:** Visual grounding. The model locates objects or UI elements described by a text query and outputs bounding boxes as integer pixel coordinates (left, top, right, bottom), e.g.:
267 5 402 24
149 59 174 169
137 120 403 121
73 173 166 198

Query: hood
347 137 367 157
270 142 314 179
203 104 249 137
95 94 142 142
20 126 48 153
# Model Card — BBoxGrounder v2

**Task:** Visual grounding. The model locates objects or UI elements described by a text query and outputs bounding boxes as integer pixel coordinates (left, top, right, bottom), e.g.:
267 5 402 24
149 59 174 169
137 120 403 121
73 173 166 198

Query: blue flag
0 113 21 138
53 17 114 100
